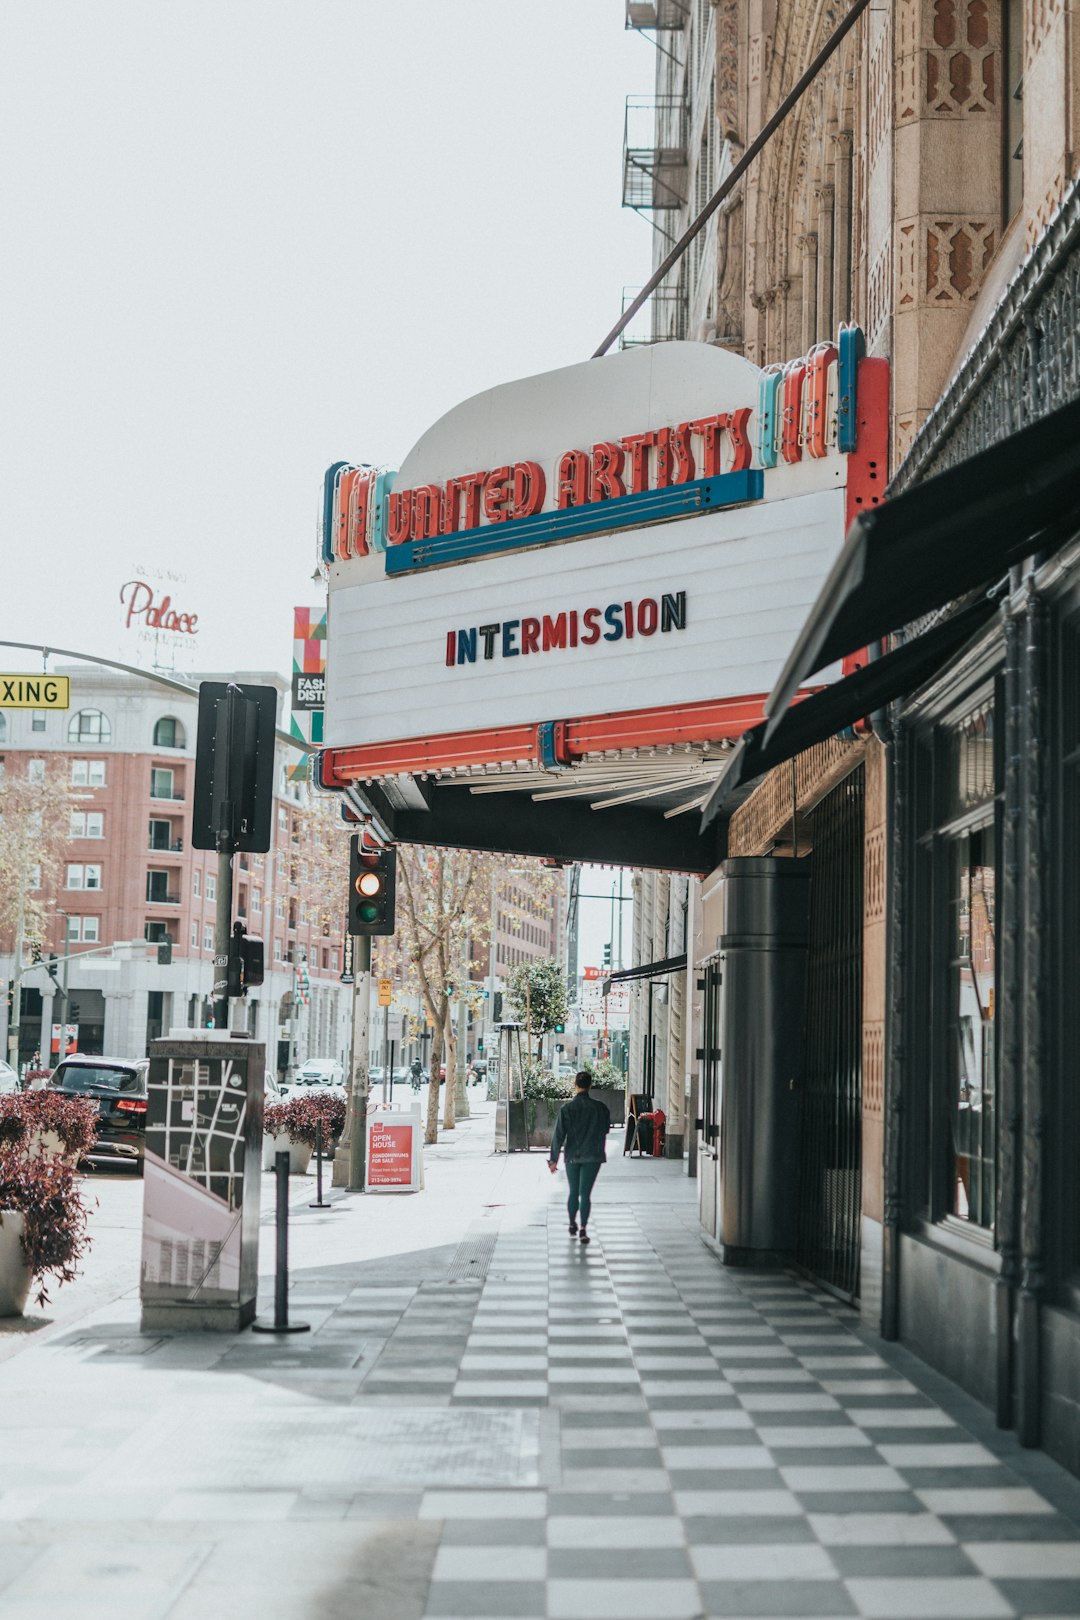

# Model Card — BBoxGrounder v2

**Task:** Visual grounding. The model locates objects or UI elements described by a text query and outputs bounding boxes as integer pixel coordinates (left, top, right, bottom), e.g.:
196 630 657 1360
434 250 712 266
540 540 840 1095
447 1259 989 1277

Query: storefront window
941 698 998 1229
948 828 996 1225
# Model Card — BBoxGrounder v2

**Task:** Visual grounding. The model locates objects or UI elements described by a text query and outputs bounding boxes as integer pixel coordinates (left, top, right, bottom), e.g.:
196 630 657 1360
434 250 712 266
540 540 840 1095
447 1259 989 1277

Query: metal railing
622 96 688 211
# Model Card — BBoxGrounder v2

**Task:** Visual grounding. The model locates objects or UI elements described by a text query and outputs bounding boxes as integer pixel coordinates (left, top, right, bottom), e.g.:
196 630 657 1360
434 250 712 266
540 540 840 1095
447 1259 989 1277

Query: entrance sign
321 333 887 784
365 1103 423 1192
0 675 69 710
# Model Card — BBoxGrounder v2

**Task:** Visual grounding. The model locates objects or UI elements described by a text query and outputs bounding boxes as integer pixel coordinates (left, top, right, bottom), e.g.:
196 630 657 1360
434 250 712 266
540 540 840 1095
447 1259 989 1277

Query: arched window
68 709 111 744
153 716 185 749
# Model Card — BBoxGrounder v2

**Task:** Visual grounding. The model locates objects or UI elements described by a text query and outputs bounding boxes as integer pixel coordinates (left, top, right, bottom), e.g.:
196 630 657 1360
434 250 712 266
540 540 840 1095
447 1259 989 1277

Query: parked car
48 1055 150 1173
264 1069 284 1105
0 1060 20 1094
290 1058 345 1091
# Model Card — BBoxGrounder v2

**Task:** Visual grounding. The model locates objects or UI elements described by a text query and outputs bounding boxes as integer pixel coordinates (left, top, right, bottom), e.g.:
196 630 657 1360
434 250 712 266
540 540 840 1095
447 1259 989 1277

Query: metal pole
333 935 371 1191
381 1000 390 1104
252 1152 310 1334
212 847 233 1029
59 934 71 1056
455 928 470 1118
7 897 24 1075
309 1117 330 1209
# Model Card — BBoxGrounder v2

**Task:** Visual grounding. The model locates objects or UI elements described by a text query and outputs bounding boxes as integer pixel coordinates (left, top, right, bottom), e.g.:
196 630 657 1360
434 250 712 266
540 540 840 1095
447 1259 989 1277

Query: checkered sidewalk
383 1205 1080 1620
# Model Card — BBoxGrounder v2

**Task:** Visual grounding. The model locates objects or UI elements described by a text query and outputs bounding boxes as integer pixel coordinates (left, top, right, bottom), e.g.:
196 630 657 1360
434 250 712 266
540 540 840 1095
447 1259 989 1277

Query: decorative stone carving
925 217 996 300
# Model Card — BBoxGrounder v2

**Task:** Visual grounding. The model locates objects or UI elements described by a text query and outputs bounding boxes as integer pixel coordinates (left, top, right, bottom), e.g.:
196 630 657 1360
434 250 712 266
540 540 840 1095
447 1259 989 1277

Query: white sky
1 1 652 677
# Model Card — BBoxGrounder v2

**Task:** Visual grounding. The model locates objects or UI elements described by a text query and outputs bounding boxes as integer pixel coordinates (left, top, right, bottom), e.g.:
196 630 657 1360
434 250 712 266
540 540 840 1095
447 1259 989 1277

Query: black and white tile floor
3 1143 1080 1619
412 1207 1080 1619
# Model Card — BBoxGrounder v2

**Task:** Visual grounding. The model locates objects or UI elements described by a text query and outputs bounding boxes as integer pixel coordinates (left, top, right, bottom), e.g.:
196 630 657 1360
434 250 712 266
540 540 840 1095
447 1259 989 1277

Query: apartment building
0 666 350 1072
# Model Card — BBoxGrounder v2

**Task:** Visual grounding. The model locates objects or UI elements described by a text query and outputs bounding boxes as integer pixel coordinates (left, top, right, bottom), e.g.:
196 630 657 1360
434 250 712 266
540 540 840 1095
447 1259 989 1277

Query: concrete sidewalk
3 1102 1080 1619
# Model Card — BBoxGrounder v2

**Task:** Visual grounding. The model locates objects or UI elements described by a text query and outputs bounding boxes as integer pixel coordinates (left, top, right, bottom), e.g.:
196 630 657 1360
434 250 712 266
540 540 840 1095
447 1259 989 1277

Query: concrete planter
0 1212 32 1318
262 1132 313 1175
507 1097 566 1152
591 1086 626 1127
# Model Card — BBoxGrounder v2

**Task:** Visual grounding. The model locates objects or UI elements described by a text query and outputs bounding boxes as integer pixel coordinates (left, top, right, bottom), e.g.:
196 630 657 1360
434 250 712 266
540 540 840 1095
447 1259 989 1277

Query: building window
31 712 46 733
76 916 100 943
71 811 104 839
28 758 44 784
276 896 285 920
252 888 261 914
193 869 201 898
146 869 173 904
274 938 283 962
145 921 172 943
191 921 199 948
148 818 175 851
72 759 106 787
68 709 111 744
153 716 186 749
203 925 214 951
0 715 5 743
66 863 102 890
278 807 287 832
206 873 216 902
28 864 41 891
150 767 176 800
920 692 999 1232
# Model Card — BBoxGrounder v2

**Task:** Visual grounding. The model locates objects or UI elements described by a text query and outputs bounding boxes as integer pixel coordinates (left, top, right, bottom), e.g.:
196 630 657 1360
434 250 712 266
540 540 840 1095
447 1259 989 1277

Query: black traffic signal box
226 924 264 996
348 838 397 936
192 682 277 854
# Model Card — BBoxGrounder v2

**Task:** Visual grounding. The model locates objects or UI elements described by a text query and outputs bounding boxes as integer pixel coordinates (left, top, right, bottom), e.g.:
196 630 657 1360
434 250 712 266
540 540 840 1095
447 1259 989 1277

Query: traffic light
226 923 264 996
602 943 612 967
348 837 397 936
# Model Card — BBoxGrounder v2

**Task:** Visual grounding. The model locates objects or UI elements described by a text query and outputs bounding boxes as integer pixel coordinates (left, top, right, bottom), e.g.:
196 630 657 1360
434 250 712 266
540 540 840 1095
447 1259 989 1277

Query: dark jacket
549 1091 611 1165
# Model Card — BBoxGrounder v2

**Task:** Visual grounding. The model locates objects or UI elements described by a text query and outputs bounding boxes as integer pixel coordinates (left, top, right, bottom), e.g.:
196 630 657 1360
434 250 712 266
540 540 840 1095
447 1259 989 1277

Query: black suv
50 1056 149 1173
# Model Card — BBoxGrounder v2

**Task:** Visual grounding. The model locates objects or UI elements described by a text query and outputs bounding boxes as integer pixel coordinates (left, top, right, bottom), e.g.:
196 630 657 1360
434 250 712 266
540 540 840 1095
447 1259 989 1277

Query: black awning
765 394 1080 734
602 953 687 995
701 595 997 829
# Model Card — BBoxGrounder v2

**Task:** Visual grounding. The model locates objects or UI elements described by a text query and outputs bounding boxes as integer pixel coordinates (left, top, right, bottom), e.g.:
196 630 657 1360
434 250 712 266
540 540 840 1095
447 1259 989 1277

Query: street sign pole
334 935 371 1191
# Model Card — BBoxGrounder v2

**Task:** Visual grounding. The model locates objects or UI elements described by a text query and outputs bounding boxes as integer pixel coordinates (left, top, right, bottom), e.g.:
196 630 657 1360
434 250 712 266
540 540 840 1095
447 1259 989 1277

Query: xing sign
0 675 70 710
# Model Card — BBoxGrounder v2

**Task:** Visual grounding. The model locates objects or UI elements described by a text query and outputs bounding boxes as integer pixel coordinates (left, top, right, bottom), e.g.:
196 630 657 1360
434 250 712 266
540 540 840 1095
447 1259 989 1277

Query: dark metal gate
795 767 864 1300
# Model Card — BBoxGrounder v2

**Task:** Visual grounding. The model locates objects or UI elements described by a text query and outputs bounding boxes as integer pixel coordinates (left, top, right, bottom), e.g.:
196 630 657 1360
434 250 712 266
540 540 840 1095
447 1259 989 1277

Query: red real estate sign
365 1107 422 1192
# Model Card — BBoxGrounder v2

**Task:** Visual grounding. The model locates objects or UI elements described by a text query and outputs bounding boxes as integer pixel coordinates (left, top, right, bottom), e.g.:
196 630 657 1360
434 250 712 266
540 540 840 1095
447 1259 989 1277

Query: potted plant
0 1146 93 1315
0 1091 100 1164
263 1095 338 1173
508 1066 573 1152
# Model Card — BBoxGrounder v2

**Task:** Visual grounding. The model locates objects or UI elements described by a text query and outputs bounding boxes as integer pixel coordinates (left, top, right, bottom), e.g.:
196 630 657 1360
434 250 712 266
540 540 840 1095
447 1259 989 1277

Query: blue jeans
565 1160 602 1227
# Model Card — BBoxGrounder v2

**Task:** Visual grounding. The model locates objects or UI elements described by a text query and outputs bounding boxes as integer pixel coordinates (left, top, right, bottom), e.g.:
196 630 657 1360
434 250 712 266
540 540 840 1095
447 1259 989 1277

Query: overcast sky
1 1 652 678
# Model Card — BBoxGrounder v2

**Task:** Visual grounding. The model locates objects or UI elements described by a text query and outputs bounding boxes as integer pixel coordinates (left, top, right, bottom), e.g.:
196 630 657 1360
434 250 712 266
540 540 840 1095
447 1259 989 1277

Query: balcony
622 96 688 212
147 838 183 854
150 788 185 803
625 0 688 28
618 283 689 347
146 893 181 906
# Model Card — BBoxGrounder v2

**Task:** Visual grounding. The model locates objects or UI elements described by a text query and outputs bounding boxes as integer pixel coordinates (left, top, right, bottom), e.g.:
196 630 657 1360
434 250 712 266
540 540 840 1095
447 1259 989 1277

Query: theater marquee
319 332 886 784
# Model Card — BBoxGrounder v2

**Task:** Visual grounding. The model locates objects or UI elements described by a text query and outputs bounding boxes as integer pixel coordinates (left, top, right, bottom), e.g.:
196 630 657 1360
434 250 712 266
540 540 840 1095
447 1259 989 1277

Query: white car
0 1060 20 1095
286 1058 345 1095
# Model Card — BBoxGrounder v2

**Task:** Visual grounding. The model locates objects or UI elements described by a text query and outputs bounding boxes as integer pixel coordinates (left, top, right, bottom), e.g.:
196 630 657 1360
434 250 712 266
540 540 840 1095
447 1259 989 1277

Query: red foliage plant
264 1093 345 1149
0 1147 93 1307
0 1091 100 1159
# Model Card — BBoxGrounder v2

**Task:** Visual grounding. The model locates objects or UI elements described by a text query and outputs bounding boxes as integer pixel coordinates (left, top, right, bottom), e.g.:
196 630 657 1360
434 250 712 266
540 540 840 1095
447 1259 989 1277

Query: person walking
548 1071 611 1245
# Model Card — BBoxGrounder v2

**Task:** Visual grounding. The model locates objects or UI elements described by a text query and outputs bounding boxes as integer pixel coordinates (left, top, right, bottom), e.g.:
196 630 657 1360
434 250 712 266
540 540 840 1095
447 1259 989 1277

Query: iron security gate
795 768 864 1300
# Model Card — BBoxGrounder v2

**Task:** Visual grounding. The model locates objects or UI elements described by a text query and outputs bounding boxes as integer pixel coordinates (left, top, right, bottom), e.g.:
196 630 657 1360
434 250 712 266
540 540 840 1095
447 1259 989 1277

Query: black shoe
579 1229 590 1245
569 1222 578 1236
